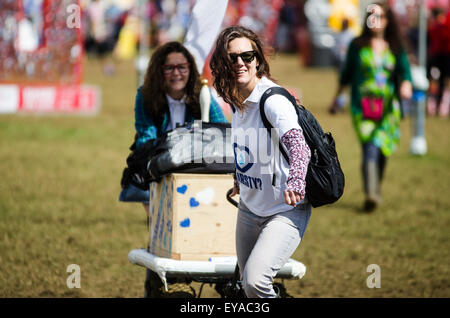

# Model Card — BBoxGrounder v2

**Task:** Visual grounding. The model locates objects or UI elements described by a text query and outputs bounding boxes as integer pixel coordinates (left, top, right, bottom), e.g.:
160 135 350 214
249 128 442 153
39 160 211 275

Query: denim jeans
119 184 149 203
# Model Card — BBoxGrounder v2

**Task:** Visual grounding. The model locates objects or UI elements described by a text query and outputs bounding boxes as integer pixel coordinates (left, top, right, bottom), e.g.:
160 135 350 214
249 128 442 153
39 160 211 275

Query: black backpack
259 87 345 208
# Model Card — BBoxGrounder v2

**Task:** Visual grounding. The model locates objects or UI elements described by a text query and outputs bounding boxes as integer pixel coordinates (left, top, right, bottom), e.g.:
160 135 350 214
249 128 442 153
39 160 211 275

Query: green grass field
0 54 449 298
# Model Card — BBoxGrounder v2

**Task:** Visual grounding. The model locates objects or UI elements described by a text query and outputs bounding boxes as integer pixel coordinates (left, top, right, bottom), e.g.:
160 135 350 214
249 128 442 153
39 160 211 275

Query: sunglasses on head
229 50 256 64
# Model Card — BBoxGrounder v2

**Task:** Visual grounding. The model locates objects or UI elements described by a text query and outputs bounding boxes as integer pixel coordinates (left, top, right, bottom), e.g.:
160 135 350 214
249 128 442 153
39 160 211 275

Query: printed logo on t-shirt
233 143 254 173
233 143 263 191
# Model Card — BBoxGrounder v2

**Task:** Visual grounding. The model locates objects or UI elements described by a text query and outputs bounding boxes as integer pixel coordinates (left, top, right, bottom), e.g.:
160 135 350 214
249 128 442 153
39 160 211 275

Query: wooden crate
148 173 237 261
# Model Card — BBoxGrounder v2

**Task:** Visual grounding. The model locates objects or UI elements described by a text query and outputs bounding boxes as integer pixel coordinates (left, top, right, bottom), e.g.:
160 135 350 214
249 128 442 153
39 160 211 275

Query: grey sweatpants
236 202 311 298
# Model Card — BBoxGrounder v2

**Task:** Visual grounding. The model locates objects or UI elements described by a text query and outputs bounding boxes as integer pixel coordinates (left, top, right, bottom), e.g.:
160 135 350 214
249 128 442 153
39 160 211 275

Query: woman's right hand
328 98 339 114
329 85 345 114
230 185 240 197
284 189 303 207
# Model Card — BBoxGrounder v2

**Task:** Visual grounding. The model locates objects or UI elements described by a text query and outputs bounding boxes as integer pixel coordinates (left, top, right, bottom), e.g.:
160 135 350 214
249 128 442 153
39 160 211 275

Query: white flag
184 0 229 74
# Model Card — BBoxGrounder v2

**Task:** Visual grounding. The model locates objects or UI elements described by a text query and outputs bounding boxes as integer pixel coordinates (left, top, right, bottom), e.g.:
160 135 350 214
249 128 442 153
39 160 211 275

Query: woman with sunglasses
129 41 227 296
210 26 312 298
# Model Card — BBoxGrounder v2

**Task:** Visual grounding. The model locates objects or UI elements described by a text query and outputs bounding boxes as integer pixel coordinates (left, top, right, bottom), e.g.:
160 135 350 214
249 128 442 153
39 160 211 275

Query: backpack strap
259 86 298 165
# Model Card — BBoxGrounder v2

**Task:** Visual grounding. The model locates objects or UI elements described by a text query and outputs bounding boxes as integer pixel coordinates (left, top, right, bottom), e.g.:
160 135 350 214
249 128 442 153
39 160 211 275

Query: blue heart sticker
177 184 188 194
180 218 190 228
189 197 200 207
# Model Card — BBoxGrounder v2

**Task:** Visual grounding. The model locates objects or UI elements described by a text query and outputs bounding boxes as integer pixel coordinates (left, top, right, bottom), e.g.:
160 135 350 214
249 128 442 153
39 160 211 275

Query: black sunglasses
229 50 257 64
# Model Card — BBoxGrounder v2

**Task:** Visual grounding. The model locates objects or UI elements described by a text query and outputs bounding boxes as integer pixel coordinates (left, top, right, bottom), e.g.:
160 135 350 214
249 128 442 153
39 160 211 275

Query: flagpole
136 0 150 87
410 0 428 156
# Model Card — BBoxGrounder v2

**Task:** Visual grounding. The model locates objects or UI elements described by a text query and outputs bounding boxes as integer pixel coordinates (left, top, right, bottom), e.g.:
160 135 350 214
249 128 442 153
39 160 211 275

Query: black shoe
363 198 377 212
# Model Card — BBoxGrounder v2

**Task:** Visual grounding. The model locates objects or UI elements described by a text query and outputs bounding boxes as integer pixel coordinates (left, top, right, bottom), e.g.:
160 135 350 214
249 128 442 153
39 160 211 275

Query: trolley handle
226 188 239 208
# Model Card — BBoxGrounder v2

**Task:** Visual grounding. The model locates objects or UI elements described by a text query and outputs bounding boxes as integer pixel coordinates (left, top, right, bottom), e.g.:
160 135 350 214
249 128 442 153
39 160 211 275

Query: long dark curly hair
141 41 202 128
355 2 404 56
210 26 273 112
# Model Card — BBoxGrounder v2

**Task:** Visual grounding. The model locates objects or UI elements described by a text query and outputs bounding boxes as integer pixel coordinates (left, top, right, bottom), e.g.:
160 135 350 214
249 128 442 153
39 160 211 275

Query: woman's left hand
284 189 304 207
400 80 413 100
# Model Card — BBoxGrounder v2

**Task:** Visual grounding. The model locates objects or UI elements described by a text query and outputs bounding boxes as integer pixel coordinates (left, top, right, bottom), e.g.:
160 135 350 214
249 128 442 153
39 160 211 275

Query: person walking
329 3 412 212
210 25 312 298
329 18 355 114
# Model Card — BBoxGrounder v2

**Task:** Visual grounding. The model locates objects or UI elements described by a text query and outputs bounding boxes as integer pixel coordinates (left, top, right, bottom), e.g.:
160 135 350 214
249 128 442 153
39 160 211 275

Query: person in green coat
329 3 413 212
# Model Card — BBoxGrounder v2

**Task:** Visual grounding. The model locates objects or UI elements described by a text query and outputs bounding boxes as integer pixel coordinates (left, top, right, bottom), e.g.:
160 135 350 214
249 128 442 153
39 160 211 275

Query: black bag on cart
119 134 156 202
147 121 235 180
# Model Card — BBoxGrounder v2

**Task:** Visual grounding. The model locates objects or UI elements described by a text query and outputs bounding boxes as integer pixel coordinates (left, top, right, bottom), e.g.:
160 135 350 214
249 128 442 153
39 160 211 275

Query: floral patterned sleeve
281 128 311 196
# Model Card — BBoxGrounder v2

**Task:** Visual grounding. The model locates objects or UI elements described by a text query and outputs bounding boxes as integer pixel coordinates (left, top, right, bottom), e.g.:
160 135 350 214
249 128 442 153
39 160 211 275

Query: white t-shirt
165 94 186 132
231 76 304 217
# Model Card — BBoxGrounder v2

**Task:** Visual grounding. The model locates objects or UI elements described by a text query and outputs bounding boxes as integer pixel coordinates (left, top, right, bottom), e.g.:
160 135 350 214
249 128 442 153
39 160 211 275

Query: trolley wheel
214 282 246 298
144 269 163 298
160 283 196 298
144 269 196 298
273 282 293 298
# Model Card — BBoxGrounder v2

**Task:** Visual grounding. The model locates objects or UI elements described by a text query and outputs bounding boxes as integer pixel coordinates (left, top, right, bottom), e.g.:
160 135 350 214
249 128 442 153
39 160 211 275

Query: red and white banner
0 84 101 115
